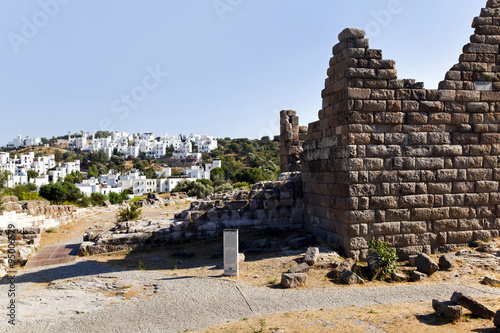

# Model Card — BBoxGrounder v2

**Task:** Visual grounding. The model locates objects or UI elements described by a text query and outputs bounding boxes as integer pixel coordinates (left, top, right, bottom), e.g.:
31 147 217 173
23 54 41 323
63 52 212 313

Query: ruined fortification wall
280 110 307 173
283 0 500 259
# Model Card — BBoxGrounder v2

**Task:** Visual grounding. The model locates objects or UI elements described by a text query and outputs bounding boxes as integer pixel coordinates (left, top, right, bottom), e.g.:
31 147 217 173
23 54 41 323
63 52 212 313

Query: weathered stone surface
283 3 500 260
432 299 463 321
391 272 406 282
304 247 320 266
281 273 307 288
289 262 310 274
338 28 365 41
495 310 500 328
451 291 495 319
483 276 500 287
331 258 356 277
340 269 364 284
411 270 428 282
439 253 455 270
415 253 439 276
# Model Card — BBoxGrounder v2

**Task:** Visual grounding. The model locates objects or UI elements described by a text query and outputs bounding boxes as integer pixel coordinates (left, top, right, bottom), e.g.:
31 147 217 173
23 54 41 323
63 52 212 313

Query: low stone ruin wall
1 196 77 221
0 200 107 278
178 172 304 230
79 173 305 255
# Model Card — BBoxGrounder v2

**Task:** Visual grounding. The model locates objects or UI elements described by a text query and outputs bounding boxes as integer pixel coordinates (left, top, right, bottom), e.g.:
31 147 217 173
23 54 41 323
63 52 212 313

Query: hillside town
0 131 220 196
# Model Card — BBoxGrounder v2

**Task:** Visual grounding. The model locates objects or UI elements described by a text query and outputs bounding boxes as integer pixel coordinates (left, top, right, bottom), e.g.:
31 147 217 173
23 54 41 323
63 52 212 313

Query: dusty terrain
16 204 500 332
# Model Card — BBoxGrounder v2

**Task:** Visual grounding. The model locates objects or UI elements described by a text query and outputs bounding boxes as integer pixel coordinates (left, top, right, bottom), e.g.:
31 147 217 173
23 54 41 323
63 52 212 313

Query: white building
49 160 81 183
24 136 41 147
0 152 59 188
76 178 123 196
157 177 196 193
156 167 172 179
6 135 40 148
133 179 157 196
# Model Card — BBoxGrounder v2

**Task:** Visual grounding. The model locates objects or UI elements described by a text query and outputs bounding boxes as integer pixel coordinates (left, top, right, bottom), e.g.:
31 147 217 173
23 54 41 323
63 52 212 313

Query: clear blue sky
0 0 485 145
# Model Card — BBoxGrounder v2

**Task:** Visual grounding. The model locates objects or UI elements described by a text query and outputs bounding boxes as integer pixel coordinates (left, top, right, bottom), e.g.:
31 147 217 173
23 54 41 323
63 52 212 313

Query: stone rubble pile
433 290 497 323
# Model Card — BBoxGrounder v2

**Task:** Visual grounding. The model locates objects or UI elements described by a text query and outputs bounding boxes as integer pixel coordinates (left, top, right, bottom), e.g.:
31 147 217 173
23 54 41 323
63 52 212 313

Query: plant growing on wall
367 239 399 278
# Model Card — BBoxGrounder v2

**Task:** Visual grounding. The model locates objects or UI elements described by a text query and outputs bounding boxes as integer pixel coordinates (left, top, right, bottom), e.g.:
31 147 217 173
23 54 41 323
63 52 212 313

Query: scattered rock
332 258 356 277
366 252 382 276
450 291 495 319
391 272 406 282
494 310 500 328
408 255 418 266
289 263 310 274
78 242 95 256
415 253 439 276
432 299 463 321
304 247 319 266
483 276 500 287
281 273 307 288
411 270 428 282
340 269 364 285
238 253 245 263
439 253 455 271
171 251 195 258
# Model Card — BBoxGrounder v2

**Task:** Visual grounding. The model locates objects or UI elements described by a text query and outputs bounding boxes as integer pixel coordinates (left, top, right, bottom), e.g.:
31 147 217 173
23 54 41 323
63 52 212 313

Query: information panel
223 229 238 276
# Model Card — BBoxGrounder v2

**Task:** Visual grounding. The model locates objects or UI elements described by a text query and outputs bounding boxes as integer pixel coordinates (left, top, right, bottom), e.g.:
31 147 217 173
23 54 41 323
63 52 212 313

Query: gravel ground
1 259 500 333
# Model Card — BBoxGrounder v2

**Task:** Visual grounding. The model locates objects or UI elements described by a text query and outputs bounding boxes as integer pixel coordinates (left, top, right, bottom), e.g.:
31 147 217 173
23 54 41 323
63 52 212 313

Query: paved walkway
3 261 500 333
24 243 80 268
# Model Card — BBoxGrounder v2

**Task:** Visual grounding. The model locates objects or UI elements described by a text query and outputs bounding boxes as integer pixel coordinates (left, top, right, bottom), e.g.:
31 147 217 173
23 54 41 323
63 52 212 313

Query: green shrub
367 239 399 279
90 193 107 206
116 202 142 223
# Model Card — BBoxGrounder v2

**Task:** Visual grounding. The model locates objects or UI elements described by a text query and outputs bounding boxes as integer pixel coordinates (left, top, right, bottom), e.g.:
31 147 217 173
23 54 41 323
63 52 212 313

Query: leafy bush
108 191 130 205
214 182 233 192
116 202 142 223
90 193 107 206
233 182 251 190
367 239 399 279
172 180 214 198
18 191 39 201
131 196 144 203
39 181 85 205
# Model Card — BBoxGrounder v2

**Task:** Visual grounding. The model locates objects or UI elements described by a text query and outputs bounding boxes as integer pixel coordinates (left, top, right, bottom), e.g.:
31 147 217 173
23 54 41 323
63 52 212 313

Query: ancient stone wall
81 173 305 255
296 0 500 259
280 110 307 172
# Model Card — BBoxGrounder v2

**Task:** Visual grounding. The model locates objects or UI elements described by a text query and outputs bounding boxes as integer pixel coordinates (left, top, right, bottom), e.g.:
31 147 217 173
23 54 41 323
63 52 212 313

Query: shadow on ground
1 260 131 285
83 229 312 273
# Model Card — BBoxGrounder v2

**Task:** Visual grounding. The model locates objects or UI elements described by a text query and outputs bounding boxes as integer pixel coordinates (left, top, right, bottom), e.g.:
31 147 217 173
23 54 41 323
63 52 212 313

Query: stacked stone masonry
281 0 500 259
280 110 307 172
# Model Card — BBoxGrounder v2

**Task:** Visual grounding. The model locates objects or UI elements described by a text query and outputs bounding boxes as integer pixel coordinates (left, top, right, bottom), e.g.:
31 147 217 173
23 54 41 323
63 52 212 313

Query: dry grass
201 299 500 333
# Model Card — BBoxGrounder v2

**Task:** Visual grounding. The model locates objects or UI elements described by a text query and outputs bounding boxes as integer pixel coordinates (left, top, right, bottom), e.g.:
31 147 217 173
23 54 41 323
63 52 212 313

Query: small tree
27 170 39 181
116 202 142 223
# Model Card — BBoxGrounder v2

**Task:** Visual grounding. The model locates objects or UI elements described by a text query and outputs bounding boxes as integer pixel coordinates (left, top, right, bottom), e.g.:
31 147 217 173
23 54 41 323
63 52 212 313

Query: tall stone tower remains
281 0 500 259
